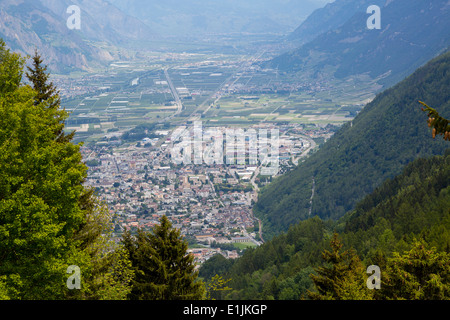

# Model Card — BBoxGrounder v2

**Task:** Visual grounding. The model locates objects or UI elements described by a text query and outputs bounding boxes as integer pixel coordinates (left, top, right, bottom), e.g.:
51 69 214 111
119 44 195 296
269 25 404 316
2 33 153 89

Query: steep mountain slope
343 151 450 256
106 0 329 37
269 0 450 87
201 150 450 300
39 0 154 44
254 49 450 239
0 0 153 73
288 0 385 45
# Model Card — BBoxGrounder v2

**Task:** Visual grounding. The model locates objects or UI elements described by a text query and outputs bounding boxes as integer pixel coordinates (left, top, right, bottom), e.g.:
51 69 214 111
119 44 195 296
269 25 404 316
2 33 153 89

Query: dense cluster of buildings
80 123 333 263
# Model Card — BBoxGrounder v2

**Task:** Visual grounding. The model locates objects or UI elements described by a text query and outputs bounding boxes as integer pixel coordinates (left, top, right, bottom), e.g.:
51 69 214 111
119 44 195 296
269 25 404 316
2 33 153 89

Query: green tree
381 240 450 300
122 216 205 300
0 42 132 300
0 40 24 95
0 42 86 299
66 202 134 300
199 253 233 281
84 232 135 300
205 274 232 300
0 276 10 300
26 49 58 107
308 233 372 300
25 49 74 143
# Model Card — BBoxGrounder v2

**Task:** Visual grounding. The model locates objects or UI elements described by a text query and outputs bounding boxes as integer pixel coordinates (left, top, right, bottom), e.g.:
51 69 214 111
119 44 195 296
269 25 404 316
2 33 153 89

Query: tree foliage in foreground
122 216 205 300
308 233 372 300
0 40 133 299
0 40 213 301
381 240 450 300
307 234 450 300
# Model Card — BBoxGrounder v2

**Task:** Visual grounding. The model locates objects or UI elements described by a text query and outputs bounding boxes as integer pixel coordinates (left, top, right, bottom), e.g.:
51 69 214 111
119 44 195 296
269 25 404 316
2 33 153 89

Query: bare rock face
0 0 152 73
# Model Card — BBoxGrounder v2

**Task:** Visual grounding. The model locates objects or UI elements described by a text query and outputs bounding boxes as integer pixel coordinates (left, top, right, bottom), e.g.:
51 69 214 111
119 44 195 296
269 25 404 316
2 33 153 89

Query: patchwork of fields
60 52 382 144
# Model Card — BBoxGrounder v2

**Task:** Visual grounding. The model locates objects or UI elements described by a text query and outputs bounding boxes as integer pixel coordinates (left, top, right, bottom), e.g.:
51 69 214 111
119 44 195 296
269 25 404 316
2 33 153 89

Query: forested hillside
254 50 450 239
270 0 450 87
200 151 450 300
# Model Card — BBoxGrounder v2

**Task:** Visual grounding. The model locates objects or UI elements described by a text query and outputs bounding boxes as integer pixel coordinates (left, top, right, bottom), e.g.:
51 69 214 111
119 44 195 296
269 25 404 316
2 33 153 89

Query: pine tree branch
419 101 450 141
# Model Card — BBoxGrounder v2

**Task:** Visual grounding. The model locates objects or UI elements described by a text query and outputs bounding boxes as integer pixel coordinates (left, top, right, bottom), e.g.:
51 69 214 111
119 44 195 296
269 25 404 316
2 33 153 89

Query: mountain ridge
288 0 386 45
268 0 450 87
106 0 329 37
0 0 153 73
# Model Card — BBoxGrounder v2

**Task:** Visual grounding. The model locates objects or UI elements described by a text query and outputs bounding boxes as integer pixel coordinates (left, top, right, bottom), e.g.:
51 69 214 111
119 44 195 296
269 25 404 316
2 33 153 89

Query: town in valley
57 44 379 265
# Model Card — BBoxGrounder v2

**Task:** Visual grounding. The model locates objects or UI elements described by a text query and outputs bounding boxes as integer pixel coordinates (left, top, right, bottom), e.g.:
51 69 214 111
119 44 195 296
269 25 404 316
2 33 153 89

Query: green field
61 52 383 144
232 242 258 250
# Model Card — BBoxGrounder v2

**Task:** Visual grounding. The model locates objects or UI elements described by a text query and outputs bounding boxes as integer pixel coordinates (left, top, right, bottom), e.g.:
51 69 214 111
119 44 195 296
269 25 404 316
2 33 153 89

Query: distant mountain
39 0 154 44
254 49 450 239
106 0 330 37
288 0 386 45
0 0 153 73
268 0 450 87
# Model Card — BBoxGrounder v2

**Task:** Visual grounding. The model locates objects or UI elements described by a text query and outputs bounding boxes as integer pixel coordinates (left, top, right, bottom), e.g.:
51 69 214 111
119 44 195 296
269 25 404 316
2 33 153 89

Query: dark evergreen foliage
25 49 74 143
201 150 450 300
0 41 130 300
122 216 205 300
26 49 59 107
271 0 450 87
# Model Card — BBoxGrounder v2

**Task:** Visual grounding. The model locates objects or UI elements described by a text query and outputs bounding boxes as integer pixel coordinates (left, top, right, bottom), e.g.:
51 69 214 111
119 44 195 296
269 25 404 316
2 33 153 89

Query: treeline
199 151 450 299
121 123 160 142
254 50 450 239
214 183 253 193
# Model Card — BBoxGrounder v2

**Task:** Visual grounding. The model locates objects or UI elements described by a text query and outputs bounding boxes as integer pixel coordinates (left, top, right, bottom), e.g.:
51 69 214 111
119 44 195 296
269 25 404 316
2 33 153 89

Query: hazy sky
105 0 336 36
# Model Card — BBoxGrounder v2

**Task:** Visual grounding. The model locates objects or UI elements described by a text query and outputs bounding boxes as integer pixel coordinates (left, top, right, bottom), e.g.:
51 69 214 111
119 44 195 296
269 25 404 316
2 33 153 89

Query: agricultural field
60 50 383 145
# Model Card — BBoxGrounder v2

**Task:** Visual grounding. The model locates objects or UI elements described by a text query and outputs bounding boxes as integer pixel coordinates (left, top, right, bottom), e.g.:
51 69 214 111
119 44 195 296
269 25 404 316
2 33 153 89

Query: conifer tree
0 40 132 299
25 49 74 143
26 49 59 107
122 216 205 300
308 233 373 300
0 42 86 298
381 240 450 300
